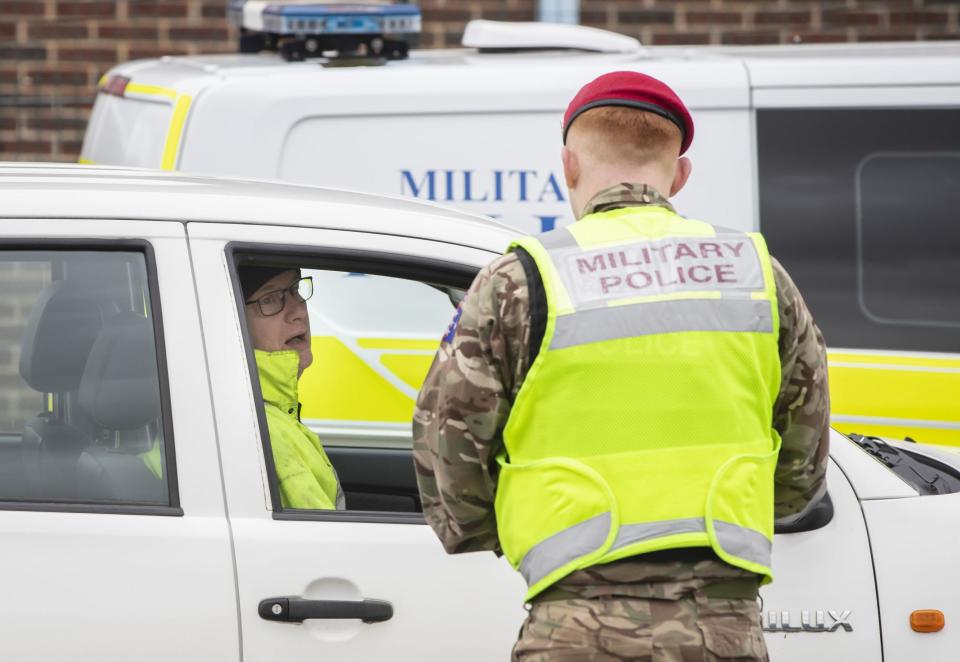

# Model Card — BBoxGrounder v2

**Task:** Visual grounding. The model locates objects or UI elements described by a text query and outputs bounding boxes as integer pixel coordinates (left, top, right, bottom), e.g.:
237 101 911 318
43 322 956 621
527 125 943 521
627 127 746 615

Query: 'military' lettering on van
400 169 566 204
555 235 763 307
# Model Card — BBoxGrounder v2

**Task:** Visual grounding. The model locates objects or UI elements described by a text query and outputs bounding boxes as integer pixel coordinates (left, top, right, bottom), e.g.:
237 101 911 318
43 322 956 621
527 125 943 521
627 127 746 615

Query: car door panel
0 220 238 662
188 222 527 660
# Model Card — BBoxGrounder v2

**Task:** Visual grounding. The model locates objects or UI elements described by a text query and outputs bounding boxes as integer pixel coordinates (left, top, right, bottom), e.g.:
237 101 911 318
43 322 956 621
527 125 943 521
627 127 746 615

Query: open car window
234 251 472 517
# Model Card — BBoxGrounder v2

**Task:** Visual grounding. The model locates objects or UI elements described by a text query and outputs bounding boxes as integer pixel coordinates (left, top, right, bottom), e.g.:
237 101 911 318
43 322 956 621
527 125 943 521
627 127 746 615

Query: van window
0 250 172 508
238 259 462 515
857 153 960 327
757 109 960 353
81 94 173 168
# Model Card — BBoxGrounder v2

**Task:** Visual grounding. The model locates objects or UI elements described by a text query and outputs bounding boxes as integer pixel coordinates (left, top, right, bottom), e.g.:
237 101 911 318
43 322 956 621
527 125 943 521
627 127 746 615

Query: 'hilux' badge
763 610 853 633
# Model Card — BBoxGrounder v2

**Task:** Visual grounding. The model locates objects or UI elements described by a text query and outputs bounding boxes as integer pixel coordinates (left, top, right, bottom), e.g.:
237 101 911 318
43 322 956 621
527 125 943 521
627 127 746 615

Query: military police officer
413 71 830 661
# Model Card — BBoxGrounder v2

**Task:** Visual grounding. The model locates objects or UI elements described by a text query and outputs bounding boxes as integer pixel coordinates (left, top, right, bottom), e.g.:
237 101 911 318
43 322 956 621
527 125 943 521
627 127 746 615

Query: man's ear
561 146 579 191
670 157 692 197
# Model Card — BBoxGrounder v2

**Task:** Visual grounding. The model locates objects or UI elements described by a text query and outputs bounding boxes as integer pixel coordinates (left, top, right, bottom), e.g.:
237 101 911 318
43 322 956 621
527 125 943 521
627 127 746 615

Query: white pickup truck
1 164 958 661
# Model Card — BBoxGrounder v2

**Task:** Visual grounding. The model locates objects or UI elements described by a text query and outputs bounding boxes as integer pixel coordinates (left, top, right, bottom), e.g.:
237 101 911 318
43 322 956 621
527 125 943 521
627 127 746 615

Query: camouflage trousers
512 592 768 662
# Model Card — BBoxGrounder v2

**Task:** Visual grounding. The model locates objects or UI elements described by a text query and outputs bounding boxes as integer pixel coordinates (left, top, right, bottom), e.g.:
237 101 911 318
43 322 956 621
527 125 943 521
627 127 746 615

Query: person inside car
241 266 344 510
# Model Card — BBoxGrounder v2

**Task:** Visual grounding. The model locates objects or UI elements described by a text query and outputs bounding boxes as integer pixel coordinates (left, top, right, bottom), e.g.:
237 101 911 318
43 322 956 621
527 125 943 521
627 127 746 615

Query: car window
756 108 960 353
236 255 466 515
0 249 172 508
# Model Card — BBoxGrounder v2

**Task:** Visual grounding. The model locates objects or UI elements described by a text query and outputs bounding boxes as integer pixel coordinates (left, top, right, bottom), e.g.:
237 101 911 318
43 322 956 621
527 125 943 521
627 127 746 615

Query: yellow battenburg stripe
829 352 960 370
78 157 95 165
105 80 190 171
828 350 960 447
380 354 435 390
160 94 192 170
299 336 415 422
125 82 178 101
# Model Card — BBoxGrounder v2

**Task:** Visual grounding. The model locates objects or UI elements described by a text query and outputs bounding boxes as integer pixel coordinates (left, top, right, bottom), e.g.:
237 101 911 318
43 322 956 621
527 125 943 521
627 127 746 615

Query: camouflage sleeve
771 257 831 523
412 253 531 554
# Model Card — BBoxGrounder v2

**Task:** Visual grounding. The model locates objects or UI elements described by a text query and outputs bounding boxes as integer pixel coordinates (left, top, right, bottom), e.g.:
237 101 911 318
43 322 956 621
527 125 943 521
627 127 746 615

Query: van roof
0 163 519 253
112 39 960 96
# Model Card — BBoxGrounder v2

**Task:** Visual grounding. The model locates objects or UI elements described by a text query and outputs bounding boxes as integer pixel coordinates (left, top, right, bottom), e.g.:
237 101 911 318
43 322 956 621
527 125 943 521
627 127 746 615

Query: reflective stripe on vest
497 205 781 602
519 514 773 588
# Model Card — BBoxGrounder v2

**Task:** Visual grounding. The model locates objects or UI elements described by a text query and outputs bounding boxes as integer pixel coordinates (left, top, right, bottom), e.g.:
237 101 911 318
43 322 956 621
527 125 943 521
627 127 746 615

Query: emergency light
229 1 421 62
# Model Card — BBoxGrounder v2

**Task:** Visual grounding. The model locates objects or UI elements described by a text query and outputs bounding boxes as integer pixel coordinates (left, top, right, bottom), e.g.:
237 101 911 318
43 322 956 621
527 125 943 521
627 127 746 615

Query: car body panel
0 165 951 660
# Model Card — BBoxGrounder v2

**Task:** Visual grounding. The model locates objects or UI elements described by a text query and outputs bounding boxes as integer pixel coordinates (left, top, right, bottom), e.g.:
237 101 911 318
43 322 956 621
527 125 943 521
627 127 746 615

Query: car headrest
19 281 103 392
79 312 161 430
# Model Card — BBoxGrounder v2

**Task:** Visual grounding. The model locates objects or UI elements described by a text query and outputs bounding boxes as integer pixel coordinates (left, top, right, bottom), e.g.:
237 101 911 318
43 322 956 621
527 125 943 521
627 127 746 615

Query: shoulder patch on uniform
443 305 464 344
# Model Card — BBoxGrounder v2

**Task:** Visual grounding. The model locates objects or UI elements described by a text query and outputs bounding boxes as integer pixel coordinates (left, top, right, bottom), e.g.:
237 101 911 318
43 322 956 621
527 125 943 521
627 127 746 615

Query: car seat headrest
19 281 103 392
79 312 161 430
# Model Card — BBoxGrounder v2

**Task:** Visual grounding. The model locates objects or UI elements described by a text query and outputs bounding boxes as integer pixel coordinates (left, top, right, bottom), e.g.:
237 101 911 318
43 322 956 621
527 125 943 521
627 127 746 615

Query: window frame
227 241 480 524
0 238 181 516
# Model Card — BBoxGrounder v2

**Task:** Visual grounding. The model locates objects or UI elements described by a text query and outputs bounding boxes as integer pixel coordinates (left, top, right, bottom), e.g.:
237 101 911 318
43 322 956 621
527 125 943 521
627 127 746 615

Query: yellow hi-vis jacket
257 349 345 511
495 205 782 601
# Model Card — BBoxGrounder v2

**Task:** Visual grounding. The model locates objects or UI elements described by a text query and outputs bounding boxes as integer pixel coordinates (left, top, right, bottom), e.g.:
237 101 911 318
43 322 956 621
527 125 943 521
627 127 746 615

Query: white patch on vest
553 235 764 307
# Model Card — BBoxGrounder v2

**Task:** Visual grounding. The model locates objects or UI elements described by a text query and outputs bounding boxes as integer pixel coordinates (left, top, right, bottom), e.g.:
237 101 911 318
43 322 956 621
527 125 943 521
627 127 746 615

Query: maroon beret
562 71 694 155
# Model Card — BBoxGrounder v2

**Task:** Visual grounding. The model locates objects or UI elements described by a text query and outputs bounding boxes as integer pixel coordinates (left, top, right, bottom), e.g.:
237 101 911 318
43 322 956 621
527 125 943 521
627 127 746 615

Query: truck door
188 221 526 661
0 220 238 661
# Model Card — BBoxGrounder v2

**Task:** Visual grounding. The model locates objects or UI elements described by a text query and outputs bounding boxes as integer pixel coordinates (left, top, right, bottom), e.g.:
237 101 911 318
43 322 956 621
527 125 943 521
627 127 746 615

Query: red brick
721 31 781 45
687 11 741 26
822 10 883 27
0 46 47 60
651 32 711 45
201 1 229 19
755 10 811 27
0 21 16 39
423 8 473 22
890 10 949 26
128 44 192 59
478 9 535 21
27 22 90 39
60 46 120 62
56 1 116 17
0 140 54 156
618 9 674 25
26 116 89 131
168 26 230 41
3 2 44 15
97 23 160 40
61 140 84 155
925 32 960 40
25 69 89 85
128 1 189 18
0 116 15 131
579 9 609 27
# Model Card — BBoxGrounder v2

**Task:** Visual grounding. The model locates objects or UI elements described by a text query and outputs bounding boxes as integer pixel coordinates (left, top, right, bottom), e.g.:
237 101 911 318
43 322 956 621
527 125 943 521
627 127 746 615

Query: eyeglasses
245 276 313 317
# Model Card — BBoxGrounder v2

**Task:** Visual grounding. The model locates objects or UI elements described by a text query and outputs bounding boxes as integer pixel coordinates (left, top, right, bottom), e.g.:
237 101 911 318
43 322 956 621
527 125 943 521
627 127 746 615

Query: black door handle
259 597 393 624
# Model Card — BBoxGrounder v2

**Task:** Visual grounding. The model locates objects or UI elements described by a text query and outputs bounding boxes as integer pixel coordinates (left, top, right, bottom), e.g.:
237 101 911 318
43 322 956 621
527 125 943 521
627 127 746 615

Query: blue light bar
261 3 421 36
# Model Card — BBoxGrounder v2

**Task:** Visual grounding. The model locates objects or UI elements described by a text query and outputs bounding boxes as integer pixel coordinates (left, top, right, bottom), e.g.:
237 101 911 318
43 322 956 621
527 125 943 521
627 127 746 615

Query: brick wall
1 0 958 163
0 261 51 433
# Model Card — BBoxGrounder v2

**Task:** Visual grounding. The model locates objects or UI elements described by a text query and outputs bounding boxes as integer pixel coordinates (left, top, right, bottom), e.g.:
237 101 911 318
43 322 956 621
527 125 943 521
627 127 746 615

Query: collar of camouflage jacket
583 182 676 218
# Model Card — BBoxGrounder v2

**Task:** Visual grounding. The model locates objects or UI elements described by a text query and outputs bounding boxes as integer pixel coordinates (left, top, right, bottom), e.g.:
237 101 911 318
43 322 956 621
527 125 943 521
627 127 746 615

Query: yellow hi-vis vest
496 205 782 602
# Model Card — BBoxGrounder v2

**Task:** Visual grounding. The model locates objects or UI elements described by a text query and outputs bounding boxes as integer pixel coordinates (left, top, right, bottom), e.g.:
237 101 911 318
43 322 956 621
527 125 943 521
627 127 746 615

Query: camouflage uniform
412 183 830 661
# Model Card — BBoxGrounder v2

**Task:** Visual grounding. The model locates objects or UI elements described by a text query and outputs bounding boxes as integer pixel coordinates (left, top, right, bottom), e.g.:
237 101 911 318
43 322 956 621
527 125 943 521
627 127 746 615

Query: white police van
78 11 960 448
2 163 960 661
